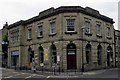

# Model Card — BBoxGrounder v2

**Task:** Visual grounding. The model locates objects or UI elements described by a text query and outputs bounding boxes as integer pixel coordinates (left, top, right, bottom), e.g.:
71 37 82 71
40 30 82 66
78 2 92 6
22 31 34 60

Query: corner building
7 6 115 71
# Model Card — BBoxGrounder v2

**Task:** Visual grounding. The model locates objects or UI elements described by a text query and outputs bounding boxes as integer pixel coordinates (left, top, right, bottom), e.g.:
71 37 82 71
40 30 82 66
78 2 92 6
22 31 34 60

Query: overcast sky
0 0 119 29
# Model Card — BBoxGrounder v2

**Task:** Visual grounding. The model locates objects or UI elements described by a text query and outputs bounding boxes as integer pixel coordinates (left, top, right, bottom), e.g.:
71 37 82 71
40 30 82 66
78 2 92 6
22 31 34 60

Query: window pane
28 29 32 39
38 26 43 36
67 19 75 31
39 47 44 63
107 27 110 36
85 21 90 33
50 22 56 34
97 24 101 35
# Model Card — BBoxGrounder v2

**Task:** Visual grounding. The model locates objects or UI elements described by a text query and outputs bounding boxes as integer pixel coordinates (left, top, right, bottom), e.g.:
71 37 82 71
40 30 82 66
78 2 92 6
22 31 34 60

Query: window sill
96 34 102 38
107 36 112 39
65 31 77 35
37 36 43 39
27 38 32 41
49 33 57 36
85 32 92 36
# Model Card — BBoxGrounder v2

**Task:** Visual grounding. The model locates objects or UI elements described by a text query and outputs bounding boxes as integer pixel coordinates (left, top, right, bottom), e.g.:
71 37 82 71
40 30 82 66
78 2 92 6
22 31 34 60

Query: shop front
11 51 19 68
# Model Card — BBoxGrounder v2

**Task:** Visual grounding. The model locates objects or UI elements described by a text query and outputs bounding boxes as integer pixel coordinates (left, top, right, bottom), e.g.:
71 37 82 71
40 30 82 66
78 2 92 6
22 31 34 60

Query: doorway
67 43 76 70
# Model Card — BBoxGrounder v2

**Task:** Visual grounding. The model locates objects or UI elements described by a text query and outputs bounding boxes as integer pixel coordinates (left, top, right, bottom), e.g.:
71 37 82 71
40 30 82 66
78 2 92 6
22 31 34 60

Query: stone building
6 6 116 71
0 29 2 67
115 30 120 67
1 23 9 67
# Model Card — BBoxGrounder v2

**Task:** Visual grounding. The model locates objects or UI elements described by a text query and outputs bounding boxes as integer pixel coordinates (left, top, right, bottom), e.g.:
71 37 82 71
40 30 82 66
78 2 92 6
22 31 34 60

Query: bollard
33 66 36 73
52 63 57 75
59 66 60 74
42 66 43 74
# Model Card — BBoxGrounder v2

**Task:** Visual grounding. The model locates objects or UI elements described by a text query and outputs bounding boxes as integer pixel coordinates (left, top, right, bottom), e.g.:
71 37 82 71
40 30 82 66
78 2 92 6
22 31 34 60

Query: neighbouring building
2 23 9 67
4 6 116 71
115 30 120 67
0 29 2 67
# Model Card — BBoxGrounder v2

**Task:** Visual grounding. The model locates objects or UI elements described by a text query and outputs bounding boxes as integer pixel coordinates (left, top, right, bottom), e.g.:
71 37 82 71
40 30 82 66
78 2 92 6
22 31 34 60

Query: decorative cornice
7 6 115 29
7 20 24 29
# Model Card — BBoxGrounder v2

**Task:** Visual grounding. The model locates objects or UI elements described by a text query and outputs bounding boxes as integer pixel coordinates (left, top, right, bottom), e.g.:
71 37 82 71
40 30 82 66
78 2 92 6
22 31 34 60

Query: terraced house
5 6 116 71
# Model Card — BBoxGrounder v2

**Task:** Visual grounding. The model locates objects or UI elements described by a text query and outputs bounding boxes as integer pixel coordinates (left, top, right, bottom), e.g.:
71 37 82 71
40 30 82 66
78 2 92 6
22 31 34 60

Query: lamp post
81 26 86 73
2 41 8 67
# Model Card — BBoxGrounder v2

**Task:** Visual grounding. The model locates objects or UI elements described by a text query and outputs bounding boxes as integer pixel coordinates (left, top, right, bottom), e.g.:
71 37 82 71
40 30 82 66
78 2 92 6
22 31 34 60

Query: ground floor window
50 43 57 63
107 46 113 66
86 44 91 64
11 51 19 66
97 45 102 65
28 47 34 63
39 46 44 63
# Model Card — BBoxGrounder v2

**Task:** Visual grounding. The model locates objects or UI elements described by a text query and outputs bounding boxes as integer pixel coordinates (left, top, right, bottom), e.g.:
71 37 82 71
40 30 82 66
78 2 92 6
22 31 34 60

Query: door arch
67 43 76 69
107 46 113 66
50 44 57 63
39 46 44 63
86 44 91 64
28 47 34 63
97 45 102 65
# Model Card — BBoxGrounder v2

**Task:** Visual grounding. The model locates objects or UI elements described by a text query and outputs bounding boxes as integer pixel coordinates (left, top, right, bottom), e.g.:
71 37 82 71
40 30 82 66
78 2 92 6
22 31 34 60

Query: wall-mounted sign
11 51 19 56
40 63 44 67
57 55 60 62
44 49 48 61
68 51 75 55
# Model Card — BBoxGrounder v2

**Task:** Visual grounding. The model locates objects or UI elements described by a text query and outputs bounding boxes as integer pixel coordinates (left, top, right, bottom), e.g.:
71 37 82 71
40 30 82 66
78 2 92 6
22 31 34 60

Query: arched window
86 44 91 64
39 46 44 63
107 46 113 66
28 47 34 63
50 44 57 63
97 45 102 65
67 43 76 69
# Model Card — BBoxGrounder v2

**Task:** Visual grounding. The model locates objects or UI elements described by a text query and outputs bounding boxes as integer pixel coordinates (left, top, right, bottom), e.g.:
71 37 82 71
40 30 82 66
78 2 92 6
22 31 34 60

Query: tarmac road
1 67 119 80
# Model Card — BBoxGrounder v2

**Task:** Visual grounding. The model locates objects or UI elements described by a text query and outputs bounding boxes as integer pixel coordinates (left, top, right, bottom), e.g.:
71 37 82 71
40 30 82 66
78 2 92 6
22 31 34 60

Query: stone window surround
27 28 32 40
37 25 43 38
106 27 112 40
84 17 92 36
50 22 56 34
96 24 102 38
9 28 19 44
36 22 43 39
49 18 57 36
65 16 76 33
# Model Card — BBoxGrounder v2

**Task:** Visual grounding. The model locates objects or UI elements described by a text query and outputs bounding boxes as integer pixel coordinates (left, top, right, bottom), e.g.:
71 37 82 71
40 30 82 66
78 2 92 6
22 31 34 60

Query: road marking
13 72 19 73
2 71 18 75
2 72 12 75
47 76 50 78
25 75 33 79
25 74 37 79
83 72 96 75
47 76 78 78
4 73 22 78
21 73 28 74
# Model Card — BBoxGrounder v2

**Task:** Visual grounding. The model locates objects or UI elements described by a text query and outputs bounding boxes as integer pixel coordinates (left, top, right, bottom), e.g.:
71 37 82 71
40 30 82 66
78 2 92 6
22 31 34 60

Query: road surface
1 67 119 80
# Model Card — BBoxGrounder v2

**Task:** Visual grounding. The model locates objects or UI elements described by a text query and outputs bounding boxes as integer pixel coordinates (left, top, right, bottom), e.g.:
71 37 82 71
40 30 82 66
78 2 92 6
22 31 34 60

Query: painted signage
44 49 48 61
